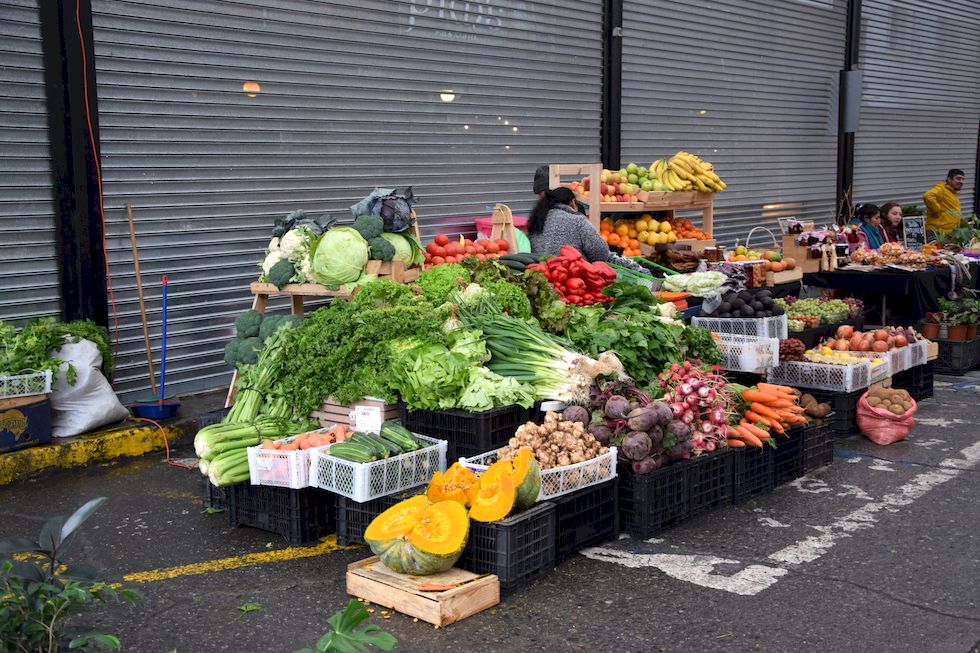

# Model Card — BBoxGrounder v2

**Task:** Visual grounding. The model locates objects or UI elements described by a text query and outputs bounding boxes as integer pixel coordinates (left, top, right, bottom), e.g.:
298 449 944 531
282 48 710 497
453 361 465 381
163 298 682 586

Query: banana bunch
650 152 726 192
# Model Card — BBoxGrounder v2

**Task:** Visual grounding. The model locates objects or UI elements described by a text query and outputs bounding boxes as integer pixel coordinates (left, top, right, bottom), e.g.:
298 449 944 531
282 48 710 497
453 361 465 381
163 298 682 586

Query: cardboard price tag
350 405 383 433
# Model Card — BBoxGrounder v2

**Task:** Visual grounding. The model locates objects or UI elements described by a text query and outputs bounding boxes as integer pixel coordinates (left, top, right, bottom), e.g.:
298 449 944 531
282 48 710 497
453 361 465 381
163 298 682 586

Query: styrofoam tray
716 334 779 372
247 430 333 489
310 433 446 502
460 447 617 502
692 315 788 340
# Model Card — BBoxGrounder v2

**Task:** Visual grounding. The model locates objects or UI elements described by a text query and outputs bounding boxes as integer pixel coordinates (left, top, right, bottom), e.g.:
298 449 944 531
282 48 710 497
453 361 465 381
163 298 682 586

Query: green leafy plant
293 599 396 653
0 319 113 383
0 498 138 653
901 204 923 217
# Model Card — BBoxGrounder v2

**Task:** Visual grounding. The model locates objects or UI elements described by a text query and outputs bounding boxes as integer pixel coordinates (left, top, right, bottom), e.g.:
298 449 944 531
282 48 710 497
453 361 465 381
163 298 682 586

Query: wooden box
309 397 402 431
346 557 499 626
675 238 716 254
927 341 939 361
767 268 804 286
781 235 821 274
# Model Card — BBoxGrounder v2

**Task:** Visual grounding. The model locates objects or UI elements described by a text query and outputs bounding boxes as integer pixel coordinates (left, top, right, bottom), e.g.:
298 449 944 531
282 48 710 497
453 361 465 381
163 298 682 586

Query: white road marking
579 548 787 596
757 517 790 528
916 417 965 427
644 537 665 544
868 459 896 472
845 456 863 463
789 477 832 494
835 484 873 501
911 438 946 448
769 441 980 565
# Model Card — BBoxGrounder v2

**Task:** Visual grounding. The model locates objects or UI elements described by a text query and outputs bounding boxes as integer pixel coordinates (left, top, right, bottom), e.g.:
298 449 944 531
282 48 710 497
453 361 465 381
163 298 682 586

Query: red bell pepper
559 245 582 261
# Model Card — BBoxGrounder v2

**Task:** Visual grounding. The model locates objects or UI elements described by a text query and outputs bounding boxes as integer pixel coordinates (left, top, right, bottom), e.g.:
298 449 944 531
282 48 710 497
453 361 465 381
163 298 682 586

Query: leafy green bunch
0 318 113 384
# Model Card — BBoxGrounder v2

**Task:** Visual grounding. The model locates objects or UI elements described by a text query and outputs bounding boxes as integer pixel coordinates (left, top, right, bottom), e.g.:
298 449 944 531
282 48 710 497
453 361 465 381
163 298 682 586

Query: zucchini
328 442 375 463
366 432 403 456
350 432 390 458
379 421 419 452
503 253 539 265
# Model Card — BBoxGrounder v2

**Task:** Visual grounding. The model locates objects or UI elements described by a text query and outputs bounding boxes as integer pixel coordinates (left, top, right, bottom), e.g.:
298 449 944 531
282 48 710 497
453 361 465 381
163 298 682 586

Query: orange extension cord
130 417 198 471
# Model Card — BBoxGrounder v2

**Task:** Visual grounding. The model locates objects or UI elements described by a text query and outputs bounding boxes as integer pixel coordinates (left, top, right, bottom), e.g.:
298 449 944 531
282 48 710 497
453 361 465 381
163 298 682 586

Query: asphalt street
1 374 979 653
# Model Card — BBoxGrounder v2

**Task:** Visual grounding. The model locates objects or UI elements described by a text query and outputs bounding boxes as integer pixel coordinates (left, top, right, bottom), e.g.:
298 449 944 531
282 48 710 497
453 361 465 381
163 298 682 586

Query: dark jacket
528 204 612 263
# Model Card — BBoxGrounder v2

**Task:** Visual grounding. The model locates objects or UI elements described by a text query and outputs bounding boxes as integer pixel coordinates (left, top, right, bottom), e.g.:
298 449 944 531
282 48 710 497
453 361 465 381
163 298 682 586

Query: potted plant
921 312 942 340
939 298 969 341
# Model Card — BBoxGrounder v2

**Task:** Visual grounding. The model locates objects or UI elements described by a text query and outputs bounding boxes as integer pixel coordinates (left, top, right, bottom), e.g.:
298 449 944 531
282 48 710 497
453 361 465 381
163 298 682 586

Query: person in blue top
851 203 886 250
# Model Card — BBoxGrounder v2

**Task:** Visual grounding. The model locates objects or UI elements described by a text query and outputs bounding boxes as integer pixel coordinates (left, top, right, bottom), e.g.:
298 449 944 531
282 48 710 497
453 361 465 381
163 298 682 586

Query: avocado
772 305 785 316
719 302 732 313
751 301 764 311
738 292 753 302
741 305 755 316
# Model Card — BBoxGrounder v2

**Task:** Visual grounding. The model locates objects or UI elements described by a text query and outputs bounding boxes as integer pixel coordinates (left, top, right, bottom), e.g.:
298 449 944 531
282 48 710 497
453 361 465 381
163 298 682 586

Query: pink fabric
857 393 916 445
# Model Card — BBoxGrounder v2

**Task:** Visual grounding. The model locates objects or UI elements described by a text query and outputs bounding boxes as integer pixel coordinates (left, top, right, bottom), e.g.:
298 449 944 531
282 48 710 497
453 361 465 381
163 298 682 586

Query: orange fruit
615 224 629 237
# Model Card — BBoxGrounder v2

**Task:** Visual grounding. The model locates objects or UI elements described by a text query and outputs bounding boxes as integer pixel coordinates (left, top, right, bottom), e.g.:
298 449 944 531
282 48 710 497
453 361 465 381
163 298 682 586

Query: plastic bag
50 339 129 437
856 392 916 445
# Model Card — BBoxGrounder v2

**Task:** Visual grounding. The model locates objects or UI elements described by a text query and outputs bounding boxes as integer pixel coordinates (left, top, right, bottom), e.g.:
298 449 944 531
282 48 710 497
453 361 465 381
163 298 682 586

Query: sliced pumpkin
426 463 478 507
484 449 540 510
469 463 516 522
365 497 469 575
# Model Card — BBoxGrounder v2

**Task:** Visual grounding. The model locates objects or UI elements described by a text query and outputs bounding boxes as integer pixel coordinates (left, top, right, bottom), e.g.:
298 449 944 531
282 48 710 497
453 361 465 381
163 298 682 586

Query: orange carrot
744 410 772 427
750 402 783 422
261 439 276 450
727 438 746 448
768 420 785 435
741 389 783 404
766 398 796 409
779 413 807 425
740 421 770 441
734 426 763 447
758 382 796 395
280 442 299 451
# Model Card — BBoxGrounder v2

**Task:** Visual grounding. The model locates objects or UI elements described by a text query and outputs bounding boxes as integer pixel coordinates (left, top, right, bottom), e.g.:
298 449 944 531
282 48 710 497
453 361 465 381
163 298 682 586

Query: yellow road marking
122 535 360 583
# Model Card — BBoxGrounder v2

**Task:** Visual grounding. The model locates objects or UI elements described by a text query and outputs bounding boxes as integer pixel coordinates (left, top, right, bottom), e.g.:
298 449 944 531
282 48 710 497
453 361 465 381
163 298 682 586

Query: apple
628 173 638 184
641 180 654 191
618 182 629 194
600 170 610 183
618 168 628 178
626 162 638 174
637 166 648 178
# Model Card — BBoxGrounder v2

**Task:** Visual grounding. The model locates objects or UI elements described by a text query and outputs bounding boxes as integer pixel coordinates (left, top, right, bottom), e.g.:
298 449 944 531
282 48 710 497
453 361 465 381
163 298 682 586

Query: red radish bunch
525 245 617 306
423 233 510 266
657 361 733 455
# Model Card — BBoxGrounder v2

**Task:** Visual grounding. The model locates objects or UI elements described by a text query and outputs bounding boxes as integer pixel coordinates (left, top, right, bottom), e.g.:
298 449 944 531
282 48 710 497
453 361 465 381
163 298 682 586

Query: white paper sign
350 405 383 433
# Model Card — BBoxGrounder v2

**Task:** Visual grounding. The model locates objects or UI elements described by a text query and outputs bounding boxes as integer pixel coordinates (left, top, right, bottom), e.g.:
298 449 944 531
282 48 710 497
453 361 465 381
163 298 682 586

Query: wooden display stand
548 163 714 235
347 557 499 626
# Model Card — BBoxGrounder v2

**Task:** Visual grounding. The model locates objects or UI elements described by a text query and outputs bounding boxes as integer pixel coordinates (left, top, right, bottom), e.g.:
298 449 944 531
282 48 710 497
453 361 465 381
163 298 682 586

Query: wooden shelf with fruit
548 163 715 250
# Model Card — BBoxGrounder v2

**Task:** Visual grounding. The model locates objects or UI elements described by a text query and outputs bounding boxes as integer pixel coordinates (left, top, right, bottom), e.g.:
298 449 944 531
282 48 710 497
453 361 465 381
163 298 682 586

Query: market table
803 262 980 325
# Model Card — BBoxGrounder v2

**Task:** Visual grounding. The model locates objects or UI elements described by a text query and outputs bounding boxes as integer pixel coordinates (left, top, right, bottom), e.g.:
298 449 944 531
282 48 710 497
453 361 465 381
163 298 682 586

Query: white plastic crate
768 360 873 392
310 433 446 502
691 315 788 340
716 334 779 372
0 371 52 399
246 430 333 489
907 340 929 368
459 447 617 502
851 347 909 373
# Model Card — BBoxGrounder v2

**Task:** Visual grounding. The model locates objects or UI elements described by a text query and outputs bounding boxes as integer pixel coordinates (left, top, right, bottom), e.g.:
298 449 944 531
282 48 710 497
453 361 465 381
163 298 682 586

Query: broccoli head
223 339 242 367
368 236 396 262
258 313 301 342
267 258 297 289
234 309 263 338
352 214 384 240
237 337 261 365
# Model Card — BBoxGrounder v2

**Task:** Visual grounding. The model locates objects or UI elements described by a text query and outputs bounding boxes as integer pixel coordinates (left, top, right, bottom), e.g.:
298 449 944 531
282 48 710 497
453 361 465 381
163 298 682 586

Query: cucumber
328 443 374 463
364 432 403 456
379 421 419 452
504 253 539 265
350 432 390 458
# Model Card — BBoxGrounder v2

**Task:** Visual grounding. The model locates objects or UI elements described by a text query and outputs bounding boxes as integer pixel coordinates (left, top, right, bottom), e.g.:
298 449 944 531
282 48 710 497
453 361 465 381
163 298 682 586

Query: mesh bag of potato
856 387 917 445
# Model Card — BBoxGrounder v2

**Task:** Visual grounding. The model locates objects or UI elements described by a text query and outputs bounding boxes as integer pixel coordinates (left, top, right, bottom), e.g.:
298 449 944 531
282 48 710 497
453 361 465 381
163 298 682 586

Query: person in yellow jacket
922 168 965 233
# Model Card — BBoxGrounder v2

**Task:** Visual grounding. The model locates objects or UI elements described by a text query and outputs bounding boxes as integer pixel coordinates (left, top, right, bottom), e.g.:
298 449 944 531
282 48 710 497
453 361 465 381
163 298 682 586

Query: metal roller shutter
90 0 602 399
620 0 847 245
0 0 61 324
853 0 979 214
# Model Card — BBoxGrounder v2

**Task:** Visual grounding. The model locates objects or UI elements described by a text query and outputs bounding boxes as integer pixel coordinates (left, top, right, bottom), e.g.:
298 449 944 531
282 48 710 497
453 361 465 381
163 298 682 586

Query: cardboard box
0 395 52 453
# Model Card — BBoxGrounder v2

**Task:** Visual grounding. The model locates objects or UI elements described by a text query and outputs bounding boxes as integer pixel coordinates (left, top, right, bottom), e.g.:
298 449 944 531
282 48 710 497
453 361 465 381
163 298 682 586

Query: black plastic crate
198 408 230 429
460 502 556 592
802 416 834 472
334 486 427 546
689 450 734 517
773 425 805 485
890 367 914 393
934 338 980 375
553 479 618 562
732 446 774 504
808 389 862 439
913 362 934 400
400 404 533 461
229 484 333 546
201 477 229 511
618 463 689 538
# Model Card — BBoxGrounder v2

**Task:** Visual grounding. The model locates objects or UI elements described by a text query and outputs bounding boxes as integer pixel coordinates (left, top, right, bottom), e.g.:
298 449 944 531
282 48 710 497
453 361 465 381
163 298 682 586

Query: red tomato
464 245 477 255
426 242 440 255
477 253 487 261
495 239 510 252
463 238 474 247
423 252 432 262
434 245 447 257
431 256 445 265
434 234 449 246
475 240 488 251
445 255 458 264
486 242 499 254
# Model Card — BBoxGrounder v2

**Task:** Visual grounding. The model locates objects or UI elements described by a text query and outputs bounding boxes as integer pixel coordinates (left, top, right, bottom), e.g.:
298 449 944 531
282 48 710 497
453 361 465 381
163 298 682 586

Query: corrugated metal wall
620 0 848 246
90 0 602 399
0 0 61 324
853 0 980 213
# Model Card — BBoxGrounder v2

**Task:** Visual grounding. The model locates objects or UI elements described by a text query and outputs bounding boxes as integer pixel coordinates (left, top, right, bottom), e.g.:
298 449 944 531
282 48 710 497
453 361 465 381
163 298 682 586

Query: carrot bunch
727 383 808 448
261 424 352 451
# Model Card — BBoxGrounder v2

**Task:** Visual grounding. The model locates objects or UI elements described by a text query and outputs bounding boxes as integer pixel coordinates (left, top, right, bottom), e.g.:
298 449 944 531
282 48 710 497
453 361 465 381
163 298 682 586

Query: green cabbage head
311 227 369 288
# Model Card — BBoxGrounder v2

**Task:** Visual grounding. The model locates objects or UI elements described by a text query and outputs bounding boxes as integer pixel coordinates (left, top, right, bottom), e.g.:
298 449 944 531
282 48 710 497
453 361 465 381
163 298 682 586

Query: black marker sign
903 216 926 250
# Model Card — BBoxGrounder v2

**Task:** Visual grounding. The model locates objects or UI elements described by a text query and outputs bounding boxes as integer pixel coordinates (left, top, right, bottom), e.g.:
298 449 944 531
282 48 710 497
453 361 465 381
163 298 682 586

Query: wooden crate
675 238 716 254
347 557 499 626
927 341 938 361
309 397 401 430
767 267 804 286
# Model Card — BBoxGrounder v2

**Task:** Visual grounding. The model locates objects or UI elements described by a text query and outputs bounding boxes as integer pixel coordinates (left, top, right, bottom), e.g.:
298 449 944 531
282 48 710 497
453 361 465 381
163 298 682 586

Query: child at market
850 203 886 250
880 202 904 243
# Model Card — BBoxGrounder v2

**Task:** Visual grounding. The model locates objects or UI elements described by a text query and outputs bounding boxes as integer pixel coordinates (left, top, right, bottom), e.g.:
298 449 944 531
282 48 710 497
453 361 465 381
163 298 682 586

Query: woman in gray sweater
527 187 613 262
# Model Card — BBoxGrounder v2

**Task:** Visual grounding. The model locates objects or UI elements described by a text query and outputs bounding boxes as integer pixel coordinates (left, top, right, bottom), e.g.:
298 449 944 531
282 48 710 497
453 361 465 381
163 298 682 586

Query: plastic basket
732 446 774 504
400 404 533 461
247 430 333 489
851 347 909 374
716 334 779 372
802 416 834 472
808 390 862 439
772 426 805 485
459 502 556 592
334 486 426 546
689 450 733 516
229 484 333 546
460 447 618 502
768 360 873 392
934 338 980 375
610 262 661 290
907 340 929 368
552 479 618 562
198 408 230 429
618 463 690 538
310 433 446 503
691 315 788 340
912 362 934 400
0 371 52 399
201 477 230 511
